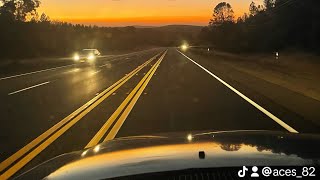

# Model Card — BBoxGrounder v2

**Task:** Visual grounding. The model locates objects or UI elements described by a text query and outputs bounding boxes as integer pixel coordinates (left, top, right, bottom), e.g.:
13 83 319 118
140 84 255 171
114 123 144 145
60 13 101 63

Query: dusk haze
39 0 263 26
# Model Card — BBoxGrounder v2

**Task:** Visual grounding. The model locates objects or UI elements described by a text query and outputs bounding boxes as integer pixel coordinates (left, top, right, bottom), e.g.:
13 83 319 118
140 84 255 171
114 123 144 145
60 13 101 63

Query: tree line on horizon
0 0 197 59
199 0 320 53
0 0 319 59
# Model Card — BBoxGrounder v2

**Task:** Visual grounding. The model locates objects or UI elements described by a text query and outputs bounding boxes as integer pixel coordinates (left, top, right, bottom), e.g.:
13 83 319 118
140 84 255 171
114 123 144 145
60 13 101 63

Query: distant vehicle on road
73 49 101 63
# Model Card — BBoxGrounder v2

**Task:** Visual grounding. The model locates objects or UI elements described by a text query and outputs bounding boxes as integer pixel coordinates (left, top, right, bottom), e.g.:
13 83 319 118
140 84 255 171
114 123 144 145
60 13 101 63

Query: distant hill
133 25 156 28
152 25 203 34
134 25 203 34
129 25 202 46
131 25 203 46
154 24 203 30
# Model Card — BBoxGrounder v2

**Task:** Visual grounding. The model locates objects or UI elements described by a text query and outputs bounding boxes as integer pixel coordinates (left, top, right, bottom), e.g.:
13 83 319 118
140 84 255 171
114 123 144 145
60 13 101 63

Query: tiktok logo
238 166 249 178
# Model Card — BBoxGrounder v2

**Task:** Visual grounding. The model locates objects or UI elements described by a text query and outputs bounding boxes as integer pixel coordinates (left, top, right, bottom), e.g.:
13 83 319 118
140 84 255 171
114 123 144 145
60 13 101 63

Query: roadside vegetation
191 0 320 109
198 0 320 53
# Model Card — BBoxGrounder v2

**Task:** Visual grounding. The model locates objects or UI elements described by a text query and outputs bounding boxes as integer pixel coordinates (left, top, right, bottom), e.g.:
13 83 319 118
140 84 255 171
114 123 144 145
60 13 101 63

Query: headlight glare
88 54 95 61
74 54 80 61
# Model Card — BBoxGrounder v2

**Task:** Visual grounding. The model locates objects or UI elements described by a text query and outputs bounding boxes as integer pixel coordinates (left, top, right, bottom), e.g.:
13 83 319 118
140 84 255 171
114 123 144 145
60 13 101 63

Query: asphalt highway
0 48 319 179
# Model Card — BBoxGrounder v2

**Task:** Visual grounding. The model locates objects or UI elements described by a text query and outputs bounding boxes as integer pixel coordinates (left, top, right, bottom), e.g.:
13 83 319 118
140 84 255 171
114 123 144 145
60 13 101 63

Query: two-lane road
0 48 319 179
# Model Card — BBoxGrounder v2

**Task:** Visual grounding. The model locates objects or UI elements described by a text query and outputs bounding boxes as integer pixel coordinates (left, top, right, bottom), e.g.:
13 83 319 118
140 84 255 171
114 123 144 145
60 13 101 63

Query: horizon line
49 16 210 27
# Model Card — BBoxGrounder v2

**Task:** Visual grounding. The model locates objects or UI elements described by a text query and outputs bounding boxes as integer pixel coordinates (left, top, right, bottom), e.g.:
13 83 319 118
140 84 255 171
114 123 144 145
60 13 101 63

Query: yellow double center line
85 50 167 148
0 51 163 180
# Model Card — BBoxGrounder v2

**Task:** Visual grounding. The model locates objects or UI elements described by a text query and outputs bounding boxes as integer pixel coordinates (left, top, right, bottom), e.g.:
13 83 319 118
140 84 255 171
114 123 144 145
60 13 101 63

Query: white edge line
177 50 298 133
0 64 74 81
92 70 102 75
99 64 109 68
8 81 51 95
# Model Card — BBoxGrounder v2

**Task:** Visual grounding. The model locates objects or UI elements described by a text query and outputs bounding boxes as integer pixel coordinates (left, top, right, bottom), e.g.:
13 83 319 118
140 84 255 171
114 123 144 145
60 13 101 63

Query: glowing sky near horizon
39 0 263 26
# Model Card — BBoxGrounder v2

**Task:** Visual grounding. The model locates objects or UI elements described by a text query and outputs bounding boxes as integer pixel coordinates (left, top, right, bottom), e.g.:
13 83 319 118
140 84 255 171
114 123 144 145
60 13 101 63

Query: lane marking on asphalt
0 64 74 81
85 53 163 148
177 50 298 133
98 48 160 66
0 48 162 81
0 52 163 179
85 50 167 148
99 64 110 68
8 81 51 95
90 70 101 75
105 51 167 141
0 55 158 178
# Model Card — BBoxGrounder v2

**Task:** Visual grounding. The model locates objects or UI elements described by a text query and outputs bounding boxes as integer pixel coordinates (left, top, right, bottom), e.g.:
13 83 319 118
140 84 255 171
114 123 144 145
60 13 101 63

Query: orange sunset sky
38 0 263 27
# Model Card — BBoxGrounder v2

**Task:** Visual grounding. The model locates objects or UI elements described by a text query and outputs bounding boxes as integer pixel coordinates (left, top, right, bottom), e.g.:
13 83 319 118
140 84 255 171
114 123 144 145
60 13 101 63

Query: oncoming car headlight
181 44 188 51
88 54 95 61
73 54 80 61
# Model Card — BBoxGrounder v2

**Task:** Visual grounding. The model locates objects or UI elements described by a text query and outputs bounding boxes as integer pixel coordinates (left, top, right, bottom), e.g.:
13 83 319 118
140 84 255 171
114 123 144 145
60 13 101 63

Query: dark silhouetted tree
209 2 234 26
0 0 40 21
39 12 49 22
249 1 259 16
264 0 275 10
199 0 320 53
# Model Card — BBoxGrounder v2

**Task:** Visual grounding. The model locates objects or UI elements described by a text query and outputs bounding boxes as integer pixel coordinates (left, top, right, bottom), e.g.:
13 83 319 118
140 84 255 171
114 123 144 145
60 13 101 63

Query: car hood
15 130 320 179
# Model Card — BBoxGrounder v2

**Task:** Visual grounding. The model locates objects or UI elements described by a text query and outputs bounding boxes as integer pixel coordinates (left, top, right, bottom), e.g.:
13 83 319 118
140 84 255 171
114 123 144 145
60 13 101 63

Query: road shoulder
185 50 320 132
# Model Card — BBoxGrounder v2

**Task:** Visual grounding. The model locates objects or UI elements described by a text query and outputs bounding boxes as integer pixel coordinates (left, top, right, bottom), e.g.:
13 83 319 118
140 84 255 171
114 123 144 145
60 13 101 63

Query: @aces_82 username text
238 166 317 178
